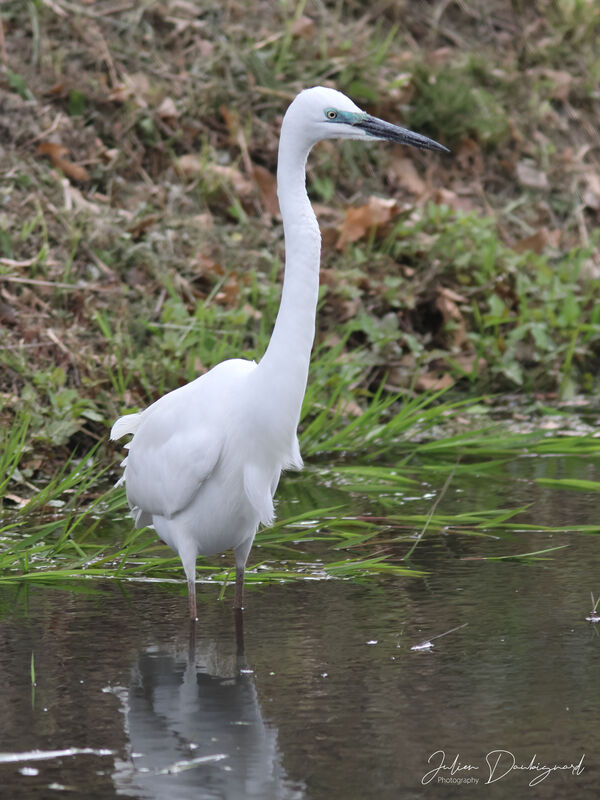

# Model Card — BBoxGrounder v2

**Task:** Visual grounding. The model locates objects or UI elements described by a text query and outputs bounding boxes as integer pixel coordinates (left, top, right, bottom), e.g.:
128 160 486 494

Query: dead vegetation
1 0 599 473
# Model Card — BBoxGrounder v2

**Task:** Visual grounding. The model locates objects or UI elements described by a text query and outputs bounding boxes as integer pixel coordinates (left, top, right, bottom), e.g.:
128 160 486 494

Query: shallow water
1 457 599 799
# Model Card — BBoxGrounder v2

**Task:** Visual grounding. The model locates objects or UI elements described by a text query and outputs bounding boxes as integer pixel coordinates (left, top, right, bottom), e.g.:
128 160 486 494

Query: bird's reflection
112 612 303 799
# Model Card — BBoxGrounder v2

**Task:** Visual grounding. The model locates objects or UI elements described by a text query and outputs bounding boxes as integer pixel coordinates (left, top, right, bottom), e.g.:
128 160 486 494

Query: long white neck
254 122 321 431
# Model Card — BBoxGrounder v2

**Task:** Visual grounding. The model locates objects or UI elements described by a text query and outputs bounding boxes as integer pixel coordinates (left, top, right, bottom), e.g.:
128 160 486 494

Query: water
1 457 599 799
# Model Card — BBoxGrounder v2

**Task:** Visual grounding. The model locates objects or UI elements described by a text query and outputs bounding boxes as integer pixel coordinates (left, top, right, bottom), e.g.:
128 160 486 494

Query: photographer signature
422 749 585 787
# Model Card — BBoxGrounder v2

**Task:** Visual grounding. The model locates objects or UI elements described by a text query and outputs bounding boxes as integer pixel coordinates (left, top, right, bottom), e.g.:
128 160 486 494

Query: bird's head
283 86 449 154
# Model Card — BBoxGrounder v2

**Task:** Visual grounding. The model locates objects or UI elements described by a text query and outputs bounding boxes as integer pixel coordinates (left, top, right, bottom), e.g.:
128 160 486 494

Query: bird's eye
325 109 338 120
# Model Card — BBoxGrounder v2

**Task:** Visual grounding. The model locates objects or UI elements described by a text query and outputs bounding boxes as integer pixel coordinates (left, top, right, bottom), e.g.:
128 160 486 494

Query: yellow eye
326 109 338 120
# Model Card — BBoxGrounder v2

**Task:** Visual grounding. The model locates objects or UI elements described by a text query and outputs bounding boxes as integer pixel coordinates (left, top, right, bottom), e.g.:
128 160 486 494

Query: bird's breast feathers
115 356 301 525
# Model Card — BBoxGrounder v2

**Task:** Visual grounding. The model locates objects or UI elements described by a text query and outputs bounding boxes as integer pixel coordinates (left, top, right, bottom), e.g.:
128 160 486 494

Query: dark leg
233 537 252 611
188 615 197 660
234 606 245 660
233 565 244 610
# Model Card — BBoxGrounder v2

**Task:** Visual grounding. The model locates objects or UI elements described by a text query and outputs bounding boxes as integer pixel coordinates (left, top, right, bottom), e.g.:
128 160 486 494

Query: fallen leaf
178 158 253 197
435 287 467 348
583 173 600 210
291 15 315 39
452 353 487 374
336 196 398 249
192 213 214 230
456 137 484 173
241 302 262 321
513 228 561 254
211 164 252 197
4 493 28 507
516 161 548 190
38 141 90 182
108 72 150 106
389 156 426 195
62 181 99 213
127 215 159 238
172 1 204 17
157 96 178 119
438 287 467 304
0 300 17 325
215 275 240 307
416 372 455 392
252 165 279 216
38 141 68 160
339 397 363 417
431 187 474 213
220 105 240 141
536 68 572 102
177 153 204 178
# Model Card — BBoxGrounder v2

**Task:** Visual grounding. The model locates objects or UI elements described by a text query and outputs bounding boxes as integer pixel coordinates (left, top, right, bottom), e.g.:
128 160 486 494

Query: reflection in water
112 613 304 800
1 456 599 799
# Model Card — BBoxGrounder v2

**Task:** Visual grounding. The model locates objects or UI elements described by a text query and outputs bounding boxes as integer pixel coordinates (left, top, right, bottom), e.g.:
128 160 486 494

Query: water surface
0 457 599 798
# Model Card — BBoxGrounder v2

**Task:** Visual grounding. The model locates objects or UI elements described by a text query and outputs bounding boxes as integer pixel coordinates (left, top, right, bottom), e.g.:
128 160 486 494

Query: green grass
1 390 599 598
1 0 600 601
2 0 600 467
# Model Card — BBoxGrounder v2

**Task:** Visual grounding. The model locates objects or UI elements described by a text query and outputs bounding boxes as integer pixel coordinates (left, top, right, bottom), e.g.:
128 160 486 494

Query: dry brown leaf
452 353 487 374
431 187 474 213
108 73 150 106
4 493 28 507
582 173 600 210
190 253 222 276
192 213 214 230
390 156 426 195
215 275 240 307
416 372 455 392
435 288 467 348
157 96 178 119
220 105 240 141
252 165 279 216
336 196 398 249
38 141 90 183
62 182 99 213
172 1 204 17
127 215 159 238
516 161 548 190
338 397 363 417
241 302 262 321
211 164 253 197
178 158 253 197
291 15 315 39
38 141 68 160
536 68 572 102
56 159 90 183
456 137 484 173
439 286 467 304
177 153 203 178
513 228 561 254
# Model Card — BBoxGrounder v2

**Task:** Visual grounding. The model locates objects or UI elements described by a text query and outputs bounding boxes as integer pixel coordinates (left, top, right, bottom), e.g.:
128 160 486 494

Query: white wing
125 422 222 522
113 359 256 525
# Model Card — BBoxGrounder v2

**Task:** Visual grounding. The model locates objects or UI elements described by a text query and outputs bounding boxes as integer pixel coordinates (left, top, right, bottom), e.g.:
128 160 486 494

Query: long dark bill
356 115 450 153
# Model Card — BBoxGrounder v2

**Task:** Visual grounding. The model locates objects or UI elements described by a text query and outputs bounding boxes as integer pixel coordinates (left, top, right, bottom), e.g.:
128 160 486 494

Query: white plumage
112 86 447 620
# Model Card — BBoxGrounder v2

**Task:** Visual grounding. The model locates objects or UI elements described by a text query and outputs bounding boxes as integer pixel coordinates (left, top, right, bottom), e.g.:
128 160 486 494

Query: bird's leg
233 538 252 611
233 565 244 610
188 575 198 621
188 615 197 659
234 606 245 652
181 547 198 621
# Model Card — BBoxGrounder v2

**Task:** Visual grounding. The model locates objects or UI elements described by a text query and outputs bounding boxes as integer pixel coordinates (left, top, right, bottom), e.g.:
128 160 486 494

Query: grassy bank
0 0 599 520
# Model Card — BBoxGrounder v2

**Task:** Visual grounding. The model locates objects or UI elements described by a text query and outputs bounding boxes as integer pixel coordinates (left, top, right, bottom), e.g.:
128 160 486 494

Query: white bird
111 86 448 620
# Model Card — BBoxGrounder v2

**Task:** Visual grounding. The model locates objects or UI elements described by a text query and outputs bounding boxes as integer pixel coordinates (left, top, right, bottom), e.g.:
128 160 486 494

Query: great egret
111 86 448 620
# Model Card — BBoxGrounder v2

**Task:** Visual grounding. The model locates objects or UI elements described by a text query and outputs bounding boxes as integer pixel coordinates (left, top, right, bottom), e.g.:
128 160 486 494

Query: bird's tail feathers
111 412 142 441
